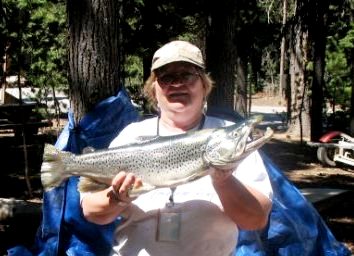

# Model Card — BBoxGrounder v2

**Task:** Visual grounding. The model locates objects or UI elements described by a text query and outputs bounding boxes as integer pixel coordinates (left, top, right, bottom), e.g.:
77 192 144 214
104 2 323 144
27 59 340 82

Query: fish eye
231 131 239 137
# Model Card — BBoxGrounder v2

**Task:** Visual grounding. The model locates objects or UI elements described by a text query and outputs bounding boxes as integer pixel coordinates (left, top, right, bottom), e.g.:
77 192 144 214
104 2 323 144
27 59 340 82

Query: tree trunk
279 0 287 101
350 50 354 136
235 56 248 116
309 0 328 141
349 6 354 136
288 24 311 140
205 0 237 112
67 0 122 123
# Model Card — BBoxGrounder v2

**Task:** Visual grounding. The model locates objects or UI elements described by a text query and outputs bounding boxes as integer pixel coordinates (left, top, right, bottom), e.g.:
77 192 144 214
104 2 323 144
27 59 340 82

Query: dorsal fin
135 136 160 142
82 146 96 154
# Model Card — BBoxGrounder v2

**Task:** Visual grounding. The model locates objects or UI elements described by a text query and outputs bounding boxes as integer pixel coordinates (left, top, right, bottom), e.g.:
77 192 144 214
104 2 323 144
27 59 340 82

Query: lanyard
156 114 205 205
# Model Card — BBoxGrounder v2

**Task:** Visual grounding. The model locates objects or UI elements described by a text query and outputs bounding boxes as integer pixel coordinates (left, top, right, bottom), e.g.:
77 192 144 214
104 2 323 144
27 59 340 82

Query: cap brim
151 57 205 71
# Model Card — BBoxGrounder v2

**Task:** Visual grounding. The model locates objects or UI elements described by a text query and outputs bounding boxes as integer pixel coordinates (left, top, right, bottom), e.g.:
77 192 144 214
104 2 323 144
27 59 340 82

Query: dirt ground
0 94 353 254
261 133 354 254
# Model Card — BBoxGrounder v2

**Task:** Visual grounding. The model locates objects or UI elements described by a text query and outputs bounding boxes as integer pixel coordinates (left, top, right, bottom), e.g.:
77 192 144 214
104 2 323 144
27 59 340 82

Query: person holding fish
79 40 273 255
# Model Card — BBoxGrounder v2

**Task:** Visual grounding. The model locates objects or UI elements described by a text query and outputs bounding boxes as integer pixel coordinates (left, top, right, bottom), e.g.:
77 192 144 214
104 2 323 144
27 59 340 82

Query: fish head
203 115 270 169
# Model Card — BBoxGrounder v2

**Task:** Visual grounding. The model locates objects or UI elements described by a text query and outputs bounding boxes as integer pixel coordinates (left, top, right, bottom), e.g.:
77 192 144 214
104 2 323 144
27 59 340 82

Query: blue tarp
8 89 351 255
235 153 351 256
8 88 139 256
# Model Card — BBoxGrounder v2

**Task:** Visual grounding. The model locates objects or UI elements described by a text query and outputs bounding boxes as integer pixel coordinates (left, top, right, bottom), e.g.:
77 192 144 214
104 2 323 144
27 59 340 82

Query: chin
168 102 188 111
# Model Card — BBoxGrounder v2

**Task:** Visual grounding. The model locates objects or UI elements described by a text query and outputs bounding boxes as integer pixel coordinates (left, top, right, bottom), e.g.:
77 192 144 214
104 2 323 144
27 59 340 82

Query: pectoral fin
78 177 109 192
129 183 156 198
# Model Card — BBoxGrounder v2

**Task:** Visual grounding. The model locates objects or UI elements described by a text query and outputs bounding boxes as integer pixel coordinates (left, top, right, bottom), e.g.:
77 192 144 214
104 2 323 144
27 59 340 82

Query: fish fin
210 161 240 170
135 136 160 142
78 177 109 192
82 146 96 154
129 183 156 198
41 144 71 191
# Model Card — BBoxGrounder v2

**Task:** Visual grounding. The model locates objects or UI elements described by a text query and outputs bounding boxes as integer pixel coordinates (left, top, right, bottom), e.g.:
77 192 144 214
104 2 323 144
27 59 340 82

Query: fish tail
41 143 71 191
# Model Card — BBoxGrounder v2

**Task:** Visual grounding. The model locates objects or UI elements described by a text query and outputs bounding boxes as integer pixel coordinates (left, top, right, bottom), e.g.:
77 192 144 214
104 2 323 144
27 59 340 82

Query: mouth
167 92 189 101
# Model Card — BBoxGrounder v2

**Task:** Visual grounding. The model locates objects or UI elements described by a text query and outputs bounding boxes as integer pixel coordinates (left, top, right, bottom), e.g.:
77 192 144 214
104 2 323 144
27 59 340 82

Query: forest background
1 0 354 141
1 0 354 253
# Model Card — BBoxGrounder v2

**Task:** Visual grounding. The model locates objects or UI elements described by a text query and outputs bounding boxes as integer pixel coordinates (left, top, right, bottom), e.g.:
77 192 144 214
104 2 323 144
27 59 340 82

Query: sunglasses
157 72 200 86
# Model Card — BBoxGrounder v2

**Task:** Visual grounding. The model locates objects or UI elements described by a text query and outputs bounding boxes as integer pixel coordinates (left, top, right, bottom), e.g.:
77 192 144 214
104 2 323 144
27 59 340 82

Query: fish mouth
209 127 273 169
244 127 274 154
240 115 271 155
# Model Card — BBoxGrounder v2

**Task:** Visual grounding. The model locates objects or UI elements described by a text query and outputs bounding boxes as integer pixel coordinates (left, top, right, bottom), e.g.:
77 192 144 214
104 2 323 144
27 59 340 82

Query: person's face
154 62 205 116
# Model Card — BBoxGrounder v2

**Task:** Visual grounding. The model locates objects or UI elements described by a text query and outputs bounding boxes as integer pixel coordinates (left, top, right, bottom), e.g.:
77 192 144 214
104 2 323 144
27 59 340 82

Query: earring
202 98 208 114
155 103 161 116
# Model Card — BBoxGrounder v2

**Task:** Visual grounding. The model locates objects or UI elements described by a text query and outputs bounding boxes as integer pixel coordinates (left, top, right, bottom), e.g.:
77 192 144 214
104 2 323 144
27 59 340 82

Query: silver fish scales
41 115 273 197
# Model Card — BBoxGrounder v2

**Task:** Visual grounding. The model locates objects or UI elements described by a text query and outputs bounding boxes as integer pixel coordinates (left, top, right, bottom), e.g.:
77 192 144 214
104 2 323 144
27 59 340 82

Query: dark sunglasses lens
184 73 198 83
158 72 198 85
159 74 175 85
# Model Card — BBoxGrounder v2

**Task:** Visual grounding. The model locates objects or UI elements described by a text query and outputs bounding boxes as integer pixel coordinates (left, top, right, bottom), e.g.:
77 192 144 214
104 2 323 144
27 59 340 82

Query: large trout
41 115 273 197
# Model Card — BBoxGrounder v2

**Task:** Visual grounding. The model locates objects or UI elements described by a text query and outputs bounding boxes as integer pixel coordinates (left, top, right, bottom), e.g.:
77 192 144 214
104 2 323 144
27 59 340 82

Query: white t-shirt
109 116 273 256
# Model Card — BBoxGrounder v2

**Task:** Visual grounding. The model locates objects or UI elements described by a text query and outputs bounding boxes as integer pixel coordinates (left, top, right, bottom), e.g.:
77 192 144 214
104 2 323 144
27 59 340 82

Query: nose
167 81 185 87
160 80 185 89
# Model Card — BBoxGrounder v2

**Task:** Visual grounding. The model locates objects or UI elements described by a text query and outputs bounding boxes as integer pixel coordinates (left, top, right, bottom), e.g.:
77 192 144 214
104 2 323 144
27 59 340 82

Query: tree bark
309 0 329 141
349 5 354 136
288 24 311 140
67 0 122 123
205 0 237 112
279 0 287 101
235 56 247 116
350 50 354 136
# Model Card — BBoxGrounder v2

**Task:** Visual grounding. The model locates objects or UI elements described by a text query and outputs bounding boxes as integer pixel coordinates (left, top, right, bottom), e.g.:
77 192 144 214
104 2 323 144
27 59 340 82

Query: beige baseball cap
151 40 205 71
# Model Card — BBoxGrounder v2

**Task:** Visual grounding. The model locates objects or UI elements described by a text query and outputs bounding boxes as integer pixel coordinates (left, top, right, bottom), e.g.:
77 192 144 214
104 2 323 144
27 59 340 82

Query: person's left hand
209 167 234 185
111 172 142 203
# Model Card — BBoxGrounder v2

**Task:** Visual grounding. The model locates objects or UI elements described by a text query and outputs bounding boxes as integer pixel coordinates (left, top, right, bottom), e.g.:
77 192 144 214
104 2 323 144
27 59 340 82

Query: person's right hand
111 172 142 203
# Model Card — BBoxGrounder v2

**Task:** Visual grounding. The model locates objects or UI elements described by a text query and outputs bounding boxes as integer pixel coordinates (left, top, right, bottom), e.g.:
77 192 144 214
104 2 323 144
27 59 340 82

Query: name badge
156 208 181 242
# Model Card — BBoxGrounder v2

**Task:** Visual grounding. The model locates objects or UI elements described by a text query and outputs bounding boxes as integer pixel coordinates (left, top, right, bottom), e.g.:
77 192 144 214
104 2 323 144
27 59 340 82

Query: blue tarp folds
8 88 139 256
235 153 351 256
8 88 351 256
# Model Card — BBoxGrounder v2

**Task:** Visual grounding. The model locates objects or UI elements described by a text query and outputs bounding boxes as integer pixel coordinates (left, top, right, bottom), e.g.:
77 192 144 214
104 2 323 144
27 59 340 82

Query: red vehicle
309 131 354 167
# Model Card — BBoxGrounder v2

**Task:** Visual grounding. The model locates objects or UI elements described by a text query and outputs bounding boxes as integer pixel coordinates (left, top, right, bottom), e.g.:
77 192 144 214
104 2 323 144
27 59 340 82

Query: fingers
209 167 234 184
111 172 142 202
134 178 143 188
112 172 134 194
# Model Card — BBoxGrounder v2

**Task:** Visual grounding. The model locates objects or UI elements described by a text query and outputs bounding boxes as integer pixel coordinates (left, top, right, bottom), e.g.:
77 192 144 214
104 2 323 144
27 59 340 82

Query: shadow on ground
261 137 319 171
261 137 354 190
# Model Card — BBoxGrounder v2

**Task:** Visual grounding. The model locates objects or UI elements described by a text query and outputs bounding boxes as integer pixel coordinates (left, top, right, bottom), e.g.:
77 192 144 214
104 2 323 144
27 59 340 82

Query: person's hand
110 172 142 203
81 172 143 224
209 167 234 185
